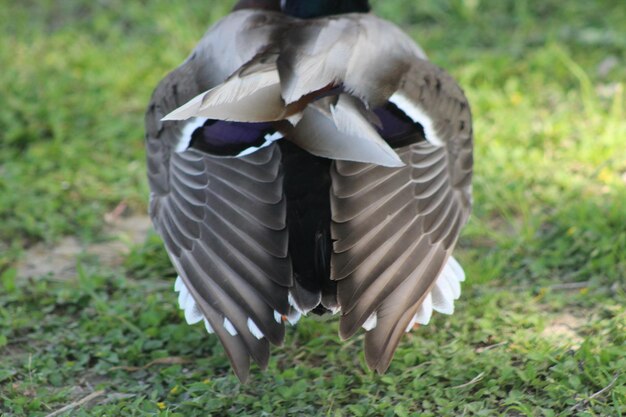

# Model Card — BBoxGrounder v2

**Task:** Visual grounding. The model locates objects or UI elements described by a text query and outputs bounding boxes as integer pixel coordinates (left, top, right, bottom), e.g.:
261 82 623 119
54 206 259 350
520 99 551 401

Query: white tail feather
447 256 466 282
413 293 434 327
174 276 184 292
176 277 192 310
405 256 466 332
443 267 461 299
431 284 455 315
184 304 204 325
175 277 221 335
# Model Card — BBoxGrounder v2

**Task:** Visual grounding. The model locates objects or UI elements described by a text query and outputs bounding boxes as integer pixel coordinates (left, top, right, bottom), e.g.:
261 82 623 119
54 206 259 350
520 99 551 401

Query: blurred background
0 0 624 415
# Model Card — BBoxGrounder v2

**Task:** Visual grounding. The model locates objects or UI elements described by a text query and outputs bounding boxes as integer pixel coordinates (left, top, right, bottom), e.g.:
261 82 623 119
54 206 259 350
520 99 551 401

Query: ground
0 0 625 416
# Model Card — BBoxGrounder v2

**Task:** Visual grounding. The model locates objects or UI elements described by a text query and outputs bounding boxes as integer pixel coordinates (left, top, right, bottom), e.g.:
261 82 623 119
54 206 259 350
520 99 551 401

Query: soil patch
17 215 152 280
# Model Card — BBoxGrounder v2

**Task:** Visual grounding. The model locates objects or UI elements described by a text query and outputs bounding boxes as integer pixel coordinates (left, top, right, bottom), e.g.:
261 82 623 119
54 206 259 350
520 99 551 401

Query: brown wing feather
145 10 294 382
330 61 473 373
149 103 292 381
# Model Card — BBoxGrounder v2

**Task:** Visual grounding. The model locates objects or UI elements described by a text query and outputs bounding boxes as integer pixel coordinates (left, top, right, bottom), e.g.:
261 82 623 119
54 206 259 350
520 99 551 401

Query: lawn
1 0 625 415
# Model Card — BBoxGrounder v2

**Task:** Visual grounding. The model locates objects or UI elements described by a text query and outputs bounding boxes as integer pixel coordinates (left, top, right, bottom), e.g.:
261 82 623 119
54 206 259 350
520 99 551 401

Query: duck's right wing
330 59 474 374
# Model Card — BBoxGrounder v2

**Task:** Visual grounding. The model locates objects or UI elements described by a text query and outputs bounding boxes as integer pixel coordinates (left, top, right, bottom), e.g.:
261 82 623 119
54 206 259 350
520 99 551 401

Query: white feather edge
223 318 238 337
175 276 213 332
175 276 240 338
362 313 378 331
273 310 282 324
236 132 283 157
175 119 283 156
175 256 465 335
247 318 264 340
175 117 208 152
389 92 444 147
287 291 310 315
174 277 295 340
286 310 302 326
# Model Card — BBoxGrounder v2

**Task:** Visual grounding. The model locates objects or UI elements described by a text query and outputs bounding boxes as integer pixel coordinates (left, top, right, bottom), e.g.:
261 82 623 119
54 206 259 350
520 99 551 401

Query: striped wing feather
331 64 473 373
146 57 293 382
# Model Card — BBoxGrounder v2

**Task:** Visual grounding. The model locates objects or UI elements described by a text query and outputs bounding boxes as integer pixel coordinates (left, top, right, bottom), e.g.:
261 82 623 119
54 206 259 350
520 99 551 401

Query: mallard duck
145 0 473 382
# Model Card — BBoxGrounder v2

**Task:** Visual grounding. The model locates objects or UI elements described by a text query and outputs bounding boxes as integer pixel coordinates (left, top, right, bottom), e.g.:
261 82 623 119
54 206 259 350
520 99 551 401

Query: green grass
1 0 625 415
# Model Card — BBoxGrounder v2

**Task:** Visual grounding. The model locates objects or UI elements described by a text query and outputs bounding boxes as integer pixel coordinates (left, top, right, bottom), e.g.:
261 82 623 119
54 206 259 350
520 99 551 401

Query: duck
145 0 473 382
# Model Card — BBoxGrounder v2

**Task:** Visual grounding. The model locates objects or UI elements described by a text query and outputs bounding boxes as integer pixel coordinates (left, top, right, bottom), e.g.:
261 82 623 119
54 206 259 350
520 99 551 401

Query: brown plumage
145 0 473 382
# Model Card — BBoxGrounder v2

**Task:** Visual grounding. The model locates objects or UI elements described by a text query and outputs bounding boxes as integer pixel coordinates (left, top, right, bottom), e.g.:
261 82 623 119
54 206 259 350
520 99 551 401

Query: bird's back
146 1 473 381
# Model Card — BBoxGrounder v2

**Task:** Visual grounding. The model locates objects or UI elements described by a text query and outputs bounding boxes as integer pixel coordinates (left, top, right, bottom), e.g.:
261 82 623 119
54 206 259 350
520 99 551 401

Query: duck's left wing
145 20 293 380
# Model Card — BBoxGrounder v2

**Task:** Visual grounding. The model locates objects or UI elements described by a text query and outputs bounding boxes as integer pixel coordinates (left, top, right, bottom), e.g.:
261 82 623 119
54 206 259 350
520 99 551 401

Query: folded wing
146 10 295 382
330 61 473 373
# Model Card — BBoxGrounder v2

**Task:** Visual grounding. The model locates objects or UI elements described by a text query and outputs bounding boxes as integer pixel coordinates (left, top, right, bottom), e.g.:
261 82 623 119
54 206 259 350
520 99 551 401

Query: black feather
283 0 370 18
280 140 336 313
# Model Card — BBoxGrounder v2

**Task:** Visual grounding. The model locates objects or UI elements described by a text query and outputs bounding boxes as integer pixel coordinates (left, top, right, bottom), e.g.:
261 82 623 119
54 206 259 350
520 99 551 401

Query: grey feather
145 10 296 382
146 5 473 380
330 61 473 372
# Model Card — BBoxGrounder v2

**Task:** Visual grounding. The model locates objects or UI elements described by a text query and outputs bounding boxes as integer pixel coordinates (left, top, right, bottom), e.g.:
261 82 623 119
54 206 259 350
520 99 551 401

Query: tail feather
289 94 404 167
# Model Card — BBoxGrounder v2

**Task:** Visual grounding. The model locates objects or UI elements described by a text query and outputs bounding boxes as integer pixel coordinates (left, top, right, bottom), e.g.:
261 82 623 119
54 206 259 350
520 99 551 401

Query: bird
145 0 473 382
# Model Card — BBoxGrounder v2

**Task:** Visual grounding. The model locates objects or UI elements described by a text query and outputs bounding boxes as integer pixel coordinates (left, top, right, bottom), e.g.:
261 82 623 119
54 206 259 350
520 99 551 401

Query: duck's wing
330 59 473 373
145 10 294 383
